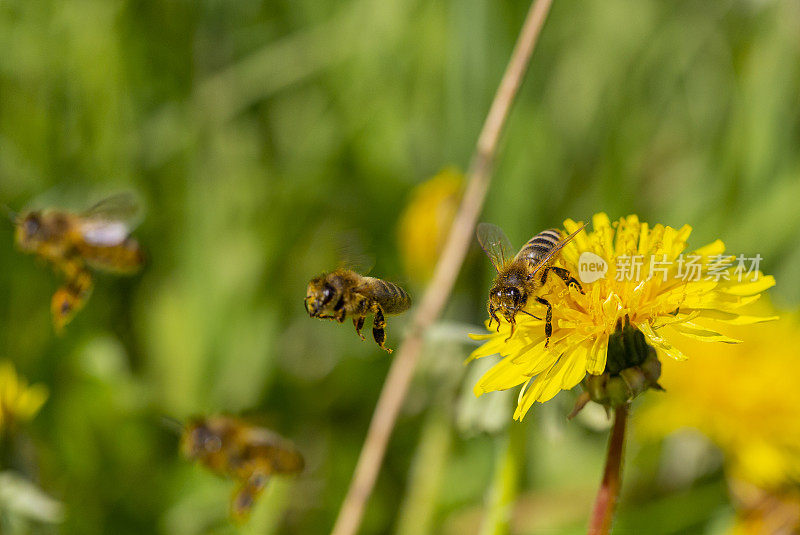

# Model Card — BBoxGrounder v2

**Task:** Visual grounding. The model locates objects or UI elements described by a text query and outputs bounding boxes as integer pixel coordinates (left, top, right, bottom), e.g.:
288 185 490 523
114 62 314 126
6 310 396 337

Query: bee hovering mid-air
180 415 305 522
477 222 587 347
11 193 144 331
304 269 411 353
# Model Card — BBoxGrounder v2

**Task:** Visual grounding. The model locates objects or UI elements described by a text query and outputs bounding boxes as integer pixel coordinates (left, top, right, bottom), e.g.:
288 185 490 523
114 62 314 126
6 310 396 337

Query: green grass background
0 0 798 533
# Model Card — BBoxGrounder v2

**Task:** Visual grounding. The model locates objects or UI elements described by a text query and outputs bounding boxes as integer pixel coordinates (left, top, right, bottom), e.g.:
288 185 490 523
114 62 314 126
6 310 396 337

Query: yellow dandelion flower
469 213 776 420
638 308 800 490
729 480 800 535
0 361 48 431
397 168 463 282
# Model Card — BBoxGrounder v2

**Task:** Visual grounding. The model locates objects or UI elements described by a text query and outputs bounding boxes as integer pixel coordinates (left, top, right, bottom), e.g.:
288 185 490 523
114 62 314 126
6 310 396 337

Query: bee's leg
52 268 93 333
504 320 517 342
56 251 84 280
353 316 366 340
351 297 369 340
535 296 553 347
370 305 392 354
541 266 584 294
230 472 269 523
230 483 254 523
488 304 501 332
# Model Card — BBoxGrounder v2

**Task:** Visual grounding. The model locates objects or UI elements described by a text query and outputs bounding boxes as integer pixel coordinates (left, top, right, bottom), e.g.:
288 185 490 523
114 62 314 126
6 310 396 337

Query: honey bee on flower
469 213 776 420
476 221 587 345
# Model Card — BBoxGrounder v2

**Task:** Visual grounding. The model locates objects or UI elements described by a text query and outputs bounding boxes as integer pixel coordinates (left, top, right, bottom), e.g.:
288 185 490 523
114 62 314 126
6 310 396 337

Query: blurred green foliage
0 0 798 533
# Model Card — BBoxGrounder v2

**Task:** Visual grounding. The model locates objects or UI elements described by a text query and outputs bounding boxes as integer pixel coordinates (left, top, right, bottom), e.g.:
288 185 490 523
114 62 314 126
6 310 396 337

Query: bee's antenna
518 310 542 320
159 415 184 435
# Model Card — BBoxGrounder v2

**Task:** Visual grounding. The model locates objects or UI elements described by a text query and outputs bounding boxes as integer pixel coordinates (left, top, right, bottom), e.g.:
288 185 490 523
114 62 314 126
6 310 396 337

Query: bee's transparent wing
476 222 514 272
82 192 141 223
529 222 589 278
339 251 376 275
79 192 142 246
336 232 375 274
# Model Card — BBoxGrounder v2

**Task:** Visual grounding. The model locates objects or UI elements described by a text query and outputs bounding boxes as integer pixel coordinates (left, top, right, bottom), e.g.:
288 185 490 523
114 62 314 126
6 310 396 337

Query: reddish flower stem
588 403 629 535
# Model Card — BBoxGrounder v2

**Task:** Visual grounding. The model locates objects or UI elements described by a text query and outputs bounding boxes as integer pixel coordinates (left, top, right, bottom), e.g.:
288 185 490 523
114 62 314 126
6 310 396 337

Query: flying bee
477 222 587 347
180 415 305 522
305 269 411 353
11 193 144 331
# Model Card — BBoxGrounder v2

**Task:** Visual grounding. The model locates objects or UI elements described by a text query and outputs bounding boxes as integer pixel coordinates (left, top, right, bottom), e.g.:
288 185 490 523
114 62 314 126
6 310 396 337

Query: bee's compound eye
193 428 222 453
23 216 40 237
322 285 334 303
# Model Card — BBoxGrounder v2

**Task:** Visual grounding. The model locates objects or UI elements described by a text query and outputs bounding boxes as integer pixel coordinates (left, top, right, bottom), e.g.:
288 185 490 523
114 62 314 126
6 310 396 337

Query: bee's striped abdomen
80 238 144 274
516 229 562 266
365 277 411 315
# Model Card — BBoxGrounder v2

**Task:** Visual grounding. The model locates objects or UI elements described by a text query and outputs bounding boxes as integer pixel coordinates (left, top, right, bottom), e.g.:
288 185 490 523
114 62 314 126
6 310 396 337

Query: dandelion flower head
470 213 776 420
0 360 48 431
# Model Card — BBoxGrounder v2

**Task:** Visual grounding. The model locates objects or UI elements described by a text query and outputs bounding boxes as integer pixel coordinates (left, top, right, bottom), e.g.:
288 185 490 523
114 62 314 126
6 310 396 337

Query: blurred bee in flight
305 269 411 353
477 222 587 347
9 193 144 331
180 415 305 522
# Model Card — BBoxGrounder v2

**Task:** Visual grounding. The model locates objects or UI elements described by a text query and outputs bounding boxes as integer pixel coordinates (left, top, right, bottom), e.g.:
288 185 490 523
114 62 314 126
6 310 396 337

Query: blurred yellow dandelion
470 213 776 420
729 480 800 535
638 309 800 490
0 361 48 431
397 168 462 282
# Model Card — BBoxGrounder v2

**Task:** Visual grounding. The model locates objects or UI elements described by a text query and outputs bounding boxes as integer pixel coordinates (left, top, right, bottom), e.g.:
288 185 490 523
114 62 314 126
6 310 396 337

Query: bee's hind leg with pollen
51 257 93 332
542 266 584 294
370 303 392 353
351 297 369 341
535 296 553 348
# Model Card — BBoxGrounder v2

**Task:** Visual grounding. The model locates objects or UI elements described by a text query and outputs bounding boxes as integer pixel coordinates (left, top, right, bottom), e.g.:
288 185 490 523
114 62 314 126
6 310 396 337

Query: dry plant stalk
331 1 555 533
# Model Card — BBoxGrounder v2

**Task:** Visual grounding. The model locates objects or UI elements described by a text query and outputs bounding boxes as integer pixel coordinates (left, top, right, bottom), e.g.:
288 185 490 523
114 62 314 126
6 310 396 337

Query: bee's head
488 285 526 323
304 274 339 317
182 422 222 459
15 212 44 251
